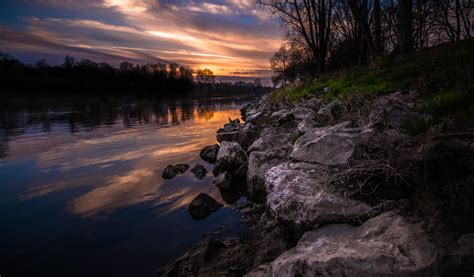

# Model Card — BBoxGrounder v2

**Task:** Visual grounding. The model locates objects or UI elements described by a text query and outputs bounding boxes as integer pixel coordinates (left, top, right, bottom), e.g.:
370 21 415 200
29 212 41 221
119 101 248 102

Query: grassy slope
270 39 474 125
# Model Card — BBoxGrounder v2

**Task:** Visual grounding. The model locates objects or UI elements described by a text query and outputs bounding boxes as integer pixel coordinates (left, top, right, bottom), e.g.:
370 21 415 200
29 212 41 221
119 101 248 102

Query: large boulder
247 148 289 202
290 121 400 166
213 141 248 176
200 144 220 164
212 141 248 190
187 193 223 220
265 163 372 227
261 212 440 277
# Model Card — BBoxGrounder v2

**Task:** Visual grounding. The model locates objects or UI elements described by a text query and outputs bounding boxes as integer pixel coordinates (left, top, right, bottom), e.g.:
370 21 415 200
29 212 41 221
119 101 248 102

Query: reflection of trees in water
0 96 251 158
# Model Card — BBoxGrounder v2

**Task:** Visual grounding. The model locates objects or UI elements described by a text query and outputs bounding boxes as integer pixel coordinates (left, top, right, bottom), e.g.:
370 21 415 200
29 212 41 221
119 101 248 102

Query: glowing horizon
0 0 283 77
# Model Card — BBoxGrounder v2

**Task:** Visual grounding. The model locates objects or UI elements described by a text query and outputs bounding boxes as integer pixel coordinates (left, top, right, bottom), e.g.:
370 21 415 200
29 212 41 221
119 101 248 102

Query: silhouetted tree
196 68 215 85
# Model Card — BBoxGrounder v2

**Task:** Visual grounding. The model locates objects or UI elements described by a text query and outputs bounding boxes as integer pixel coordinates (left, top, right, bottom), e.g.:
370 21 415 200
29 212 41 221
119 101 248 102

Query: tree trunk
374 0 383 54
398 0 413 53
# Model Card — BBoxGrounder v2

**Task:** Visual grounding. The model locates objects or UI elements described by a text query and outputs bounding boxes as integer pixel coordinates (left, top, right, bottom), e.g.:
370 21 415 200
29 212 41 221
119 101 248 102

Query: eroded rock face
187 193 223 220
290 121 400 165
247 149 289 202
200 144 220 164
260 212 440 277
264 163 372 227
162 164 190 179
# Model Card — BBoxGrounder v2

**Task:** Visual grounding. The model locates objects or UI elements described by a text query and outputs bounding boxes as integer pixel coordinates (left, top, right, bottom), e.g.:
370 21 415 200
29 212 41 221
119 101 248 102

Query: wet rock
265 163 372 227
158 235 227 276
261 212 440 276
213 141 248 176
191 164 208 179
162 164 190 179
200 144 220 164
187 193 223 220
212 172 233 189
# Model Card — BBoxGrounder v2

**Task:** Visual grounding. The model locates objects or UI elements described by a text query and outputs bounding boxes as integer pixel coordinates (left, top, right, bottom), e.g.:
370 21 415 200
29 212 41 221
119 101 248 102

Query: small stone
200 144 220 164
162 164 189 179
187 193 223 220
191 164 208 179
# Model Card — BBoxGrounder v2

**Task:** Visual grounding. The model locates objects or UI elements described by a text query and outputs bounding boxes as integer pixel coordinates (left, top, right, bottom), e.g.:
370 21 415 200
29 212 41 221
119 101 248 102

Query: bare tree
258 0 334 73
398 0 413 53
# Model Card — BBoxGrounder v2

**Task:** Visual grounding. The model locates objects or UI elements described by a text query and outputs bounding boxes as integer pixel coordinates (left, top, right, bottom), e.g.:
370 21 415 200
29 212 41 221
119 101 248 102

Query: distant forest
0 53 193 95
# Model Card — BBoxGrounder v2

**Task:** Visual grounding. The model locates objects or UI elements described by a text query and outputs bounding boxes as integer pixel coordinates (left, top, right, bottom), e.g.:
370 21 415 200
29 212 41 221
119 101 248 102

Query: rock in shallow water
254 212 440 277
162 164 190 179
213 141 248 176
191 164 208 179
200 144 220 164
187 193 223 220
264 163 372 227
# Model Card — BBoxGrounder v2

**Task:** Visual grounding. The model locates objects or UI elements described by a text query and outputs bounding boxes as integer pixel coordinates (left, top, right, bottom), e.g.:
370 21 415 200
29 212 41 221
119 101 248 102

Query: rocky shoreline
160 90 474 276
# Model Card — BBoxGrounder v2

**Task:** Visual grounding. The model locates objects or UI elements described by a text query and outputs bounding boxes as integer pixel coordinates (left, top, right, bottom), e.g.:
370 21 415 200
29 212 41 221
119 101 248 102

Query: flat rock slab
259 212 440 277
265 163 372 226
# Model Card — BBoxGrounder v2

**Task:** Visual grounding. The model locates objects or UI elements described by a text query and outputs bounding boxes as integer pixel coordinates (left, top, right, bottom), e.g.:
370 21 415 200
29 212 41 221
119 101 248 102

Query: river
0 95 254 276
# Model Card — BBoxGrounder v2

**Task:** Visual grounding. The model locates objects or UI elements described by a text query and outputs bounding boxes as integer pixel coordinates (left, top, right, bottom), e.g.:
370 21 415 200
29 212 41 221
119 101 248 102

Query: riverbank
160 40 474 276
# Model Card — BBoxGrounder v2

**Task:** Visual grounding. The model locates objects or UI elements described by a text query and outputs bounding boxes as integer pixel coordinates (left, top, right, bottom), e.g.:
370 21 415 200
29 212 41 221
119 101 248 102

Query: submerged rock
264 163 372 227
162 164 190 179
191 164 208 179
187 193 223 220
259 212 440 276
200 144 220 164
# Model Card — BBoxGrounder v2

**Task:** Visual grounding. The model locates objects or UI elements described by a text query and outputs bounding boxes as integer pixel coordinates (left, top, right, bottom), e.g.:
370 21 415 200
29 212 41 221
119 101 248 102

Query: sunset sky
0 0 283 77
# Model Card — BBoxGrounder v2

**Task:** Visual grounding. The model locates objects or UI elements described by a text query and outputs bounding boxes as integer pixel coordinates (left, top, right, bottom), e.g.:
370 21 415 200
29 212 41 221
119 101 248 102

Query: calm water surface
0 95 252 276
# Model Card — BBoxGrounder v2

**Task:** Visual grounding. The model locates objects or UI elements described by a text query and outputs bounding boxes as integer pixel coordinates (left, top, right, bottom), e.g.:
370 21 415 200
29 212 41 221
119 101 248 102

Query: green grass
269 39 474 108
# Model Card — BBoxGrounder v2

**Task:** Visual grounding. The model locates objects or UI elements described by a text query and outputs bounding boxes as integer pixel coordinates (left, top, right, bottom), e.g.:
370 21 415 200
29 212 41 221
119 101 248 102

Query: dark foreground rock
160 203 289 277
162 164 190 179
187 193 223 220
200 144 220 164
191 164 208 179
250 212 440 276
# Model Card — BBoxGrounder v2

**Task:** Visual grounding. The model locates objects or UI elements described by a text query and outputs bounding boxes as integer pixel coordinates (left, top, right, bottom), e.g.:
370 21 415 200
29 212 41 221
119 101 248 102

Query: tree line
262 0 473 86
0 53 194 95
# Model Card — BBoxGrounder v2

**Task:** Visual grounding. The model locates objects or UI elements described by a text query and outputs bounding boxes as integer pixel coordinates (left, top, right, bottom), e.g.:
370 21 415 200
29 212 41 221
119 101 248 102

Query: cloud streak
0 0 282 76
